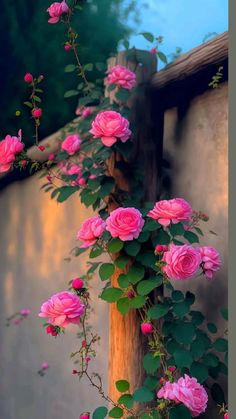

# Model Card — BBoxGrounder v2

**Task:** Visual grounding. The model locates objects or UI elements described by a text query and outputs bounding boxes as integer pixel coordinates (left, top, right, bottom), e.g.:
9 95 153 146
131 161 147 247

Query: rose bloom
39 291 85 327
76 216 106 248
66 164 83 185
106 207 144 241
162 244 201 280
147 198 192 227
47 1 69 24
61 134 82 155
157 374 208 417
105 65 136 90
0 132 24 173
199 246 221 279
90 110 131 147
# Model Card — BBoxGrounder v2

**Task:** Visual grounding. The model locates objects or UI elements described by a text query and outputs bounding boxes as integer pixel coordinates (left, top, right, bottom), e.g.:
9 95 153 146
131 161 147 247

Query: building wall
163 82 228 415
0 174 108 419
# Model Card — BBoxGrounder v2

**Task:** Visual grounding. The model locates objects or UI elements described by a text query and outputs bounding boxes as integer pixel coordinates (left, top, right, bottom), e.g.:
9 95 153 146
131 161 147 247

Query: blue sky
127 0 228 67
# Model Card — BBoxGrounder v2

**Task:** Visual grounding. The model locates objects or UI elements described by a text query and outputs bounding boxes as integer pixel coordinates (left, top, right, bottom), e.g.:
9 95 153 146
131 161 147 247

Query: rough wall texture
0 174 108 419
163 82 228 416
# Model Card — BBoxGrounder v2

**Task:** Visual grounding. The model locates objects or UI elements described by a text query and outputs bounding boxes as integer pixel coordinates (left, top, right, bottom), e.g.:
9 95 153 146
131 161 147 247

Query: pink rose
61 134 82 155
47 1 69 24
76 216 106 248
67 164 83 184
106 207 144 241
90 111 131 147
148 198 192 227
39 291 85 327
162 244 201 280
0 132 24 173
157 375 208 417
199 246 221 279
105 65 136 90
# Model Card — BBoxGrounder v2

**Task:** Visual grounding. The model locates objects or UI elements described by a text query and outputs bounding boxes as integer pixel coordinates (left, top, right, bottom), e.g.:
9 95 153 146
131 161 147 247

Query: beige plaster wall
0 174 108 419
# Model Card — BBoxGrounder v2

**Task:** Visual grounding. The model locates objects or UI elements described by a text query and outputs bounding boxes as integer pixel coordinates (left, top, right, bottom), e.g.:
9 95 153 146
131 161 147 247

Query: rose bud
72 278 84 290
141 322 154 335
155 245 163 253
24 73 33 83
80 413 90 419
32 108 42 118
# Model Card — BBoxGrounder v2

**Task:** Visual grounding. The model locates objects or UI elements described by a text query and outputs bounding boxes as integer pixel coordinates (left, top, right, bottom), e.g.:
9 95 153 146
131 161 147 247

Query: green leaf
173 301 190 318
115 380 130 393
137 231 150 243
143 353 160 374
24 101 33 108
65 64 76 72
117 298 130 315
136 250 156 267
190 362 209 383
172 321 196 344
126 264 145 284
93 406 108 419
195 330 212 351
169 405 191 419
190 311 205 325
115 89 130 102
184 230 199 244
155 229 171 245
185 291 195 305
115 255 130 270
98 177 114 198
137 277 162 296
169 223 185 236
139 32 154 42
213 338 228 352
157 51 168 64
117 394 133 409
144 376 159 391
191 339 206 359
109 407 123 418
174 349 193 368
99 263 115 281
148 303 170 320
133 387 154 403
64 89 79 98
33 95 41 102
56 186 78 203
117 274 130 289
143 218 159 232
221 307 228 321
202 353 219 367
84 63 94 72
211 383 226 404
124 241 141 256
108 238 124 253
130 295 146 308
172 290 184 302
96 62 106 72
207 323 218 334
194 226 204 236
90 247 103 258
101 287 123 303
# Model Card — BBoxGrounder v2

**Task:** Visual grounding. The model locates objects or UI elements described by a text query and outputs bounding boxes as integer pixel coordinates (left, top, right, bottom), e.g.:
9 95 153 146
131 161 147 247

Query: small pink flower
72 278 84 290
32 108 42 118
199 246 221 279
78 177 86 186
64 44 71 51
13 318 21 325
162 244 201 280
89 174 96 180
80 413 90 419
150 48 157 55
61 134 82 155
76 216 106 248
0 132 24 173
148 198 192 227
41 362 49 370
38 145 45 151
82 340 87 348
85 357 91 363
105 65 136 90
39 291 85 328
24 73 33 83
48 153 55 161
82 108 93 118
46 325 58 336
141 323 154 335
155 245 164 253
90 111 131 147
157 374 208 417
20 308 31 316
168 366 176 373
47 1 69 24
106 207 144 241
66 164 83 185
224 413 229 419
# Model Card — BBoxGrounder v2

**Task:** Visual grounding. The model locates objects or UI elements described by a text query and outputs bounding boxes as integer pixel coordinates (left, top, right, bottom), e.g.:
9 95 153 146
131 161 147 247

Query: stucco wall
0 174 108 419
163 82 228 414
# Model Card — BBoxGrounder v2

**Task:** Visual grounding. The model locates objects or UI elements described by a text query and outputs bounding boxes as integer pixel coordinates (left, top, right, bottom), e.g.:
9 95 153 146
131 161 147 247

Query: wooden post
106 50 159 403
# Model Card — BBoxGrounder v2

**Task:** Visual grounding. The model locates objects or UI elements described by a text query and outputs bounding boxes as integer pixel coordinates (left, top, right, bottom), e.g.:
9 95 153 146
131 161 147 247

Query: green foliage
169 405 191 419
109 407 123 418
137 276 162 296
100 287 123 302
99 263 115 281
148 302 170 320
93 406 108 419
108 238 124 253
143 353 161 374
115 380 130 392
133 387 154 403
117 394 134 409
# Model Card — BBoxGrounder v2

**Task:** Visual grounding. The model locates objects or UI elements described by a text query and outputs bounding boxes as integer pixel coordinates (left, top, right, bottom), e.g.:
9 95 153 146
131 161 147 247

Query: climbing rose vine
2 2 228 419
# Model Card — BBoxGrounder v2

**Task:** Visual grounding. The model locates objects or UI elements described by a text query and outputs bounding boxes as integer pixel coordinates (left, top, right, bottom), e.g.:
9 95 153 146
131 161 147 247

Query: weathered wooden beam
151 32 228 91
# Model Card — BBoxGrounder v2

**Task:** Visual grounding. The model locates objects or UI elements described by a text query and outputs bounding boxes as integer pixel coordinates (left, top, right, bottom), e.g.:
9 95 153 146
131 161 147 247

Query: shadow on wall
0 173 109 419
